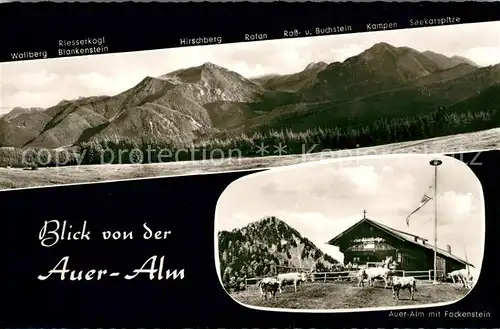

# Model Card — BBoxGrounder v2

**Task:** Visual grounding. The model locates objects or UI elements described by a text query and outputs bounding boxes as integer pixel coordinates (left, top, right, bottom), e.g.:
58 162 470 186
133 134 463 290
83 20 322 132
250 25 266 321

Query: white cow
365 267 394 288
258 277 280 300
392 276 417 301
356 268 368 287
364 257 395 288
277 269 313 293
447 269 473 288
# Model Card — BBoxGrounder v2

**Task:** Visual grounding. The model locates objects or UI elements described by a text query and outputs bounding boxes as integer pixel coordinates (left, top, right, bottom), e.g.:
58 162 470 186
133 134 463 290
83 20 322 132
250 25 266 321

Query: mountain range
218 216 338 291
1 42 499 149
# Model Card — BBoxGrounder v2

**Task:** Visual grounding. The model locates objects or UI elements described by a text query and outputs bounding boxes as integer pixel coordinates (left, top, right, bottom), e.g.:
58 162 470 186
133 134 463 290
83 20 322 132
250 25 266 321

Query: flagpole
465 248 469 272
463 244 470 275
430 159 442 284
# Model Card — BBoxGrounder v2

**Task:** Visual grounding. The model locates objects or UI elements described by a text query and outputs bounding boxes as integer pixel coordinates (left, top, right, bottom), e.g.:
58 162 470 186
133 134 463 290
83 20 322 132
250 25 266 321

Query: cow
365 267 394 288
277 269 313 293
364 257 395 288
306 268 316 282
392 276 417 301
447 269 473 288
469 275 477 289
258 277 280 300
356 268 367 287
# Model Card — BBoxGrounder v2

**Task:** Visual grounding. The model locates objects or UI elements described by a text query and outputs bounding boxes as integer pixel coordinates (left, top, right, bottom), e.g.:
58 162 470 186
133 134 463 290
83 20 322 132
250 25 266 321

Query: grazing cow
447 269 473 288
356 268 367 287
277 269 313 293
258 277 280 300
365 266 394 288
392 276 417 301
305 268 316 282
364 256 396 288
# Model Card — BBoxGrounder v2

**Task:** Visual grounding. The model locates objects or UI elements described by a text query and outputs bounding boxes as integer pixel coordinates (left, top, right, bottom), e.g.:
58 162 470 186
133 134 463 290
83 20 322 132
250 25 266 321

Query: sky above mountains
1 20 499 114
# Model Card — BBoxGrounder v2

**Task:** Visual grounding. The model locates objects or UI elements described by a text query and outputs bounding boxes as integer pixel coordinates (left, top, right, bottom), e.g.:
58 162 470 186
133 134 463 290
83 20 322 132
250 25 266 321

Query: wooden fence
271 264 311 275
244 269 446 288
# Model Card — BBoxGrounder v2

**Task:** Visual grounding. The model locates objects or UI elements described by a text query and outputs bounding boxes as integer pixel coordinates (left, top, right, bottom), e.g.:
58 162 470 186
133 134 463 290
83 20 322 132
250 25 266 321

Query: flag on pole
406 193 432 226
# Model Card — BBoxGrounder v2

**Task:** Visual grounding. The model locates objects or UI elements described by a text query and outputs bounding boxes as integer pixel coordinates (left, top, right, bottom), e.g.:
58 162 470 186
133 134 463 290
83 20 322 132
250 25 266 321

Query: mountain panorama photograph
1 20 500 189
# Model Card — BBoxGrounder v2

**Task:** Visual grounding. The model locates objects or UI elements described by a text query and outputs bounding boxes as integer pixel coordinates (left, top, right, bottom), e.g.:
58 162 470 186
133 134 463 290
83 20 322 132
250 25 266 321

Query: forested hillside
218 216 338 292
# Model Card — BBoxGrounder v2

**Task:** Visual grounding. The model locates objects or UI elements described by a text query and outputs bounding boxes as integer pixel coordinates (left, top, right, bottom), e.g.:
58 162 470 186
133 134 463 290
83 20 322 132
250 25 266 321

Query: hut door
437 257 446 278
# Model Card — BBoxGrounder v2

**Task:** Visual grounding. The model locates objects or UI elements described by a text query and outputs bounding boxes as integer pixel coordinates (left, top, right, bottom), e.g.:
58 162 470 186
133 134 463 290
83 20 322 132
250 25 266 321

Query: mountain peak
249 215 288 230
369 42 397 51
197 62 227 73
422 50 439 56
421 51 480 69
450 55 479 67
259 215 281 224
164 62 229 82
353 42 400 61
0 106 45 123
5 106 44 116
218 216 339 291
201 62 219 68
304 61 328 71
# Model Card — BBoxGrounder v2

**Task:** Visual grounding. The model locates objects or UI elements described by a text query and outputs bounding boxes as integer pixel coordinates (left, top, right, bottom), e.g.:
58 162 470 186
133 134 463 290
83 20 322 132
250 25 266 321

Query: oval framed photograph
215 154 484 312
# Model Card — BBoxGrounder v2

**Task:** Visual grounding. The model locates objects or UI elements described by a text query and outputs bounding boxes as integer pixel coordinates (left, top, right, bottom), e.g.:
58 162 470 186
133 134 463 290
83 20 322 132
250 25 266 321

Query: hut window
397 253 402 263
